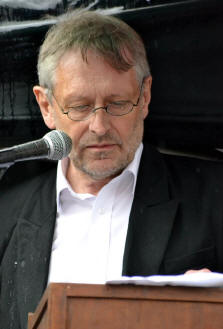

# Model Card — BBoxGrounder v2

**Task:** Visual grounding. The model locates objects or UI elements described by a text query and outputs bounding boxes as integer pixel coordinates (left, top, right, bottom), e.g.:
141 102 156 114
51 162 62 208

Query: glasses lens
68 106 93 121
107 102 133 116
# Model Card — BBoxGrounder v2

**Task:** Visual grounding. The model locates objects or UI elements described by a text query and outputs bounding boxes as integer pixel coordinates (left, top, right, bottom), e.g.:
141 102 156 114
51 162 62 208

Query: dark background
0 0 223 156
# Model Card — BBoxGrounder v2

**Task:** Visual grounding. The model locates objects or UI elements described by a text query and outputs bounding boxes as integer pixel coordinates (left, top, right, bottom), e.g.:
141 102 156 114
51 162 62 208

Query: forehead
53 49 139 97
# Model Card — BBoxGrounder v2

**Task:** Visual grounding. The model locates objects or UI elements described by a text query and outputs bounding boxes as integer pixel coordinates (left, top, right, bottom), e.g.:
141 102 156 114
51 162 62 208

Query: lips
87 144 116 150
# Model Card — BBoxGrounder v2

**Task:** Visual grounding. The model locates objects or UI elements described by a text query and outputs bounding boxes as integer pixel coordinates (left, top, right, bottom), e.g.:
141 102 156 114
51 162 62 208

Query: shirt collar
56 143 143 212
120 142 143 193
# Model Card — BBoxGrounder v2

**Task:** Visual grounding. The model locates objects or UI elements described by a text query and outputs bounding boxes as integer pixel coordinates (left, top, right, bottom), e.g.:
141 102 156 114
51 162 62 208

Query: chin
82 162 125 180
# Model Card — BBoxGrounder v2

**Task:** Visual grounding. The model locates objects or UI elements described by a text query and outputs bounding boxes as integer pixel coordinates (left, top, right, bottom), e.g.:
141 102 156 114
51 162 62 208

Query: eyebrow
63 95 87 104
63 93 132 104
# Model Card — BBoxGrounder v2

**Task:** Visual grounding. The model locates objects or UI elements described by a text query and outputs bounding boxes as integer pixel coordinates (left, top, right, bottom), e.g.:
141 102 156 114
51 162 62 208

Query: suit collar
15 164 57 329
123 145 179 276
134 144 170 205
16 213 56 329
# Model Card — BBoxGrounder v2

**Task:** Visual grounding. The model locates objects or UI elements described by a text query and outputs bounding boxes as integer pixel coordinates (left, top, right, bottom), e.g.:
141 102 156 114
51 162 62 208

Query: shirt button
99 208 105 215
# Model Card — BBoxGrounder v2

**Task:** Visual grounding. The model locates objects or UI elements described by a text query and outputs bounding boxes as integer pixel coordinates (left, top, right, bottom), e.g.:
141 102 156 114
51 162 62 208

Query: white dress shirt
48 144 143 284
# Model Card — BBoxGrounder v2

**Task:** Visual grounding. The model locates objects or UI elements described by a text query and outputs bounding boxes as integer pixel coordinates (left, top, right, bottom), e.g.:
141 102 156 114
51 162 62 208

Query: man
1 10 223 329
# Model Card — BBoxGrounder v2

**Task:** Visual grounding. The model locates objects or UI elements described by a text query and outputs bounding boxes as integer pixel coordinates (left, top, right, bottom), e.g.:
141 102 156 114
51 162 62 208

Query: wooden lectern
28 283 223 329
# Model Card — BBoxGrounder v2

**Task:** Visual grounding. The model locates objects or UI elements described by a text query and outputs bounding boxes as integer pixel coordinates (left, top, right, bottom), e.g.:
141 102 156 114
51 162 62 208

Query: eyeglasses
49 80 144 122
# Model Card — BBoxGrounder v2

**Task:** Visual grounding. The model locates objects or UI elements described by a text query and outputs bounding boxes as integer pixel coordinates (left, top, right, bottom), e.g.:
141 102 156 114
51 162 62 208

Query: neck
66 162 115 195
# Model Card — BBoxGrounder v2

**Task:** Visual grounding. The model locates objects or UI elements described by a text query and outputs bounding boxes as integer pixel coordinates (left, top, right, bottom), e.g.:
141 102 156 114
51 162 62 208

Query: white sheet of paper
106 272 223 287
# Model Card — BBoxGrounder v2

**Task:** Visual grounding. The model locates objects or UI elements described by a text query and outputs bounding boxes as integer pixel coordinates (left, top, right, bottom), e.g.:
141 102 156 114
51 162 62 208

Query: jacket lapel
15 167 57 329
123 145 179 276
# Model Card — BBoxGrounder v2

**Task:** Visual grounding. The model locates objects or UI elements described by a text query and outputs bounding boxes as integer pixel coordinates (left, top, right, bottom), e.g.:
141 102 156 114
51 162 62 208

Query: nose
88 107 111 136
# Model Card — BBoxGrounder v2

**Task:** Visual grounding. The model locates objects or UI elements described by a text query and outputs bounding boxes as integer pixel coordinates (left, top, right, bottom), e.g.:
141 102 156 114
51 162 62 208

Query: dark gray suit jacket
1 144 223 329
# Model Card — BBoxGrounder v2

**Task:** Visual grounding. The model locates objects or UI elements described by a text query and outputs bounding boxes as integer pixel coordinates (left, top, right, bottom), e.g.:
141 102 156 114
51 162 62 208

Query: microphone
0 130 72 168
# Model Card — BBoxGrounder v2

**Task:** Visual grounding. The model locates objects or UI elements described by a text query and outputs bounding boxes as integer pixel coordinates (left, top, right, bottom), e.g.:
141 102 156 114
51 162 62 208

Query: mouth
86 144 117 151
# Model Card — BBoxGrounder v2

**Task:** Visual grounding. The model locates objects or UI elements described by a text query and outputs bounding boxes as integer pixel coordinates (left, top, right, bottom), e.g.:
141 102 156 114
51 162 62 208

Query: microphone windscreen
43 130 72 160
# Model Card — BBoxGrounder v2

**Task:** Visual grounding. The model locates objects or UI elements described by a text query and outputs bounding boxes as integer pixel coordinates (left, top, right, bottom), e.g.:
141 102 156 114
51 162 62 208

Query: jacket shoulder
0 159 57 190
142 144 223 194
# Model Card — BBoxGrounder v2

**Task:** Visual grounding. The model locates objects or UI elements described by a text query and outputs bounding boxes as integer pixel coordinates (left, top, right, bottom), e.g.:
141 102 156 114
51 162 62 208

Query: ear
141 75 152 119
33 86 56 129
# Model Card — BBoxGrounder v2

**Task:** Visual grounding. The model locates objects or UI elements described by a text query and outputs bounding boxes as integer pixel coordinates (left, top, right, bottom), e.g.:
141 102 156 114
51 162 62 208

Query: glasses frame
48 78 145 122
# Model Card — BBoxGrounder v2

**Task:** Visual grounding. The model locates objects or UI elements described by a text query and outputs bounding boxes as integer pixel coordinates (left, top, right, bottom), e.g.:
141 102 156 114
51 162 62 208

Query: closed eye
111 101 130 106
68 105 92 112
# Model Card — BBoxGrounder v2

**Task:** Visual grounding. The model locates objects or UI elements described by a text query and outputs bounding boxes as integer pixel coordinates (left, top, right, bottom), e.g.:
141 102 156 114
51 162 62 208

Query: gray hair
37 10 151 91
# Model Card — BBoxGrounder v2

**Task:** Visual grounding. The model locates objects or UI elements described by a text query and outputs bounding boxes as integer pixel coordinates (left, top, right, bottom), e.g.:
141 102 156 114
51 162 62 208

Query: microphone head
43 130 72 160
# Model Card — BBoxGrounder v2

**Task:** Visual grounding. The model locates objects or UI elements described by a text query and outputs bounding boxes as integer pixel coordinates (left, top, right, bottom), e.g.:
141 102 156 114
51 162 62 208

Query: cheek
67 124 89 149
122 113 144 151
117 111 142 138
51 111 75 135
50 109 65 129
112 121 134 146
